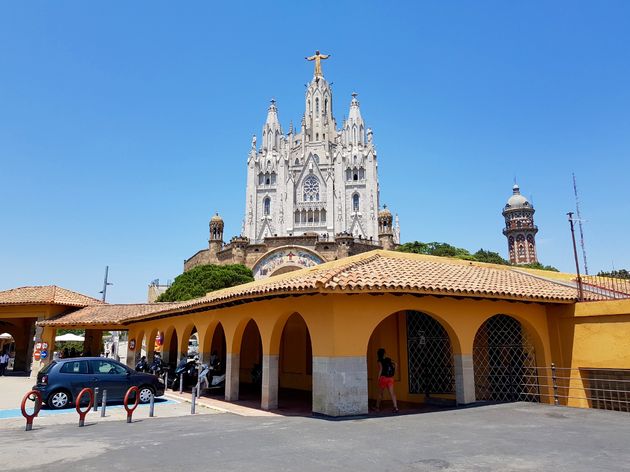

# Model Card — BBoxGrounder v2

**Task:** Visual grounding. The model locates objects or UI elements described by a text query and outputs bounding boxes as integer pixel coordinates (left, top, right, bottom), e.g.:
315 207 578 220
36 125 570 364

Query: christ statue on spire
305 50 330 77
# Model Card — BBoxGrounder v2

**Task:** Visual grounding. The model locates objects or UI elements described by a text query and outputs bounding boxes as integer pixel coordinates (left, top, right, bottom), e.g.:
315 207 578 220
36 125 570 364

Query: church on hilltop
185 52 400 279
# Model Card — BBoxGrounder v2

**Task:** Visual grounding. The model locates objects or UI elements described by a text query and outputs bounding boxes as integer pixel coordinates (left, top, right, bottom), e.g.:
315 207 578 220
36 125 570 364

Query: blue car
34 357 165 409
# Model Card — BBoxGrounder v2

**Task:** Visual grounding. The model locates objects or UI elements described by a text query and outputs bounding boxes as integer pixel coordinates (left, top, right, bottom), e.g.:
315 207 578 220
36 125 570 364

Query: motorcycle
135 356 149 373
168 357 199 390
198 360 225 392
149 354 168 376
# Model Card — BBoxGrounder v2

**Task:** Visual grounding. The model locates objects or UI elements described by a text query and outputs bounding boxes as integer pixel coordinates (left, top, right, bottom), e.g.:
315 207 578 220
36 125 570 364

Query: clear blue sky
1 1 629 303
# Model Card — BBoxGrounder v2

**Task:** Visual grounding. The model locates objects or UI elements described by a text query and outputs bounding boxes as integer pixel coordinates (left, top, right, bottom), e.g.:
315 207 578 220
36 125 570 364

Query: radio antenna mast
572 173 589 275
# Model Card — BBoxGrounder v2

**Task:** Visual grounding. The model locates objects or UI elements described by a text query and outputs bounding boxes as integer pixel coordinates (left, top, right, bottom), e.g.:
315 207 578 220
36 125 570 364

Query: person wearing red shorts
376 347 399 413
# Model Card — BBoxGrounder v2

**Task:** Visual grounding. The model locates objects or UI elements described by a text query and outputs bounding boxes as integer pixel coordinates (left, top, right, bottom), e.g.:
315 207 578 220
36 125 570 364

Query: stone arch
180 323 198 358
132 329 145 366
472 314 540 403
202 321 227 368
277 312 313 409
251 245 325 279
162 325 179 366
234 319 263 401
366 309 460 407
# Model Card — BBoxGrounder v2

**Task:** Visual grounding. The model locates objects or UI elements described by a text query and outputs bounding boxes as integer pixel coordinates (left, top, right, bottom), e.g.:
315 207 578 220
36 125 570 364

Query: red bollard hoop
124 386 140 423
21 390 42 431
75 388 94 427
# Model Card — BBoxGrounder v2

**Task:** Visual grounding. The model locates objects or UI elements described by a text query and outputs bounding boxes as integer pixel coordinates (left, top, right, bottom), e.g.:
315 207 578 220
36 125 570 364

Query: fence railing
578 275 630 301
487 365 630 413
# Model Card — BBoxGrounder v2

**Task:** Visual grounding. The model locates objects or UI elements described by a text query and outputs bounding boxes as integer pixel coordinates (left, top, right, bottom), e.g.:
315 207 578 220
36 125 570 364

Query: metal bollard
164 371 168 391
93 387 99 412
551 363 559 406
149 392 155 418
191 387 196 415
100 390 107 417
179 374 184 394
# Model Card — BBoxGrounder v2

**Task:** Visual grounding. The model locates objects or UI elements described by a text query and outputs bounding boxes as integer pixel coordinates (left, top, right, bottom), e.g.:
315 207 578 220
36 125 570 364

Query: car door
89 359 129 401
58 360 92 400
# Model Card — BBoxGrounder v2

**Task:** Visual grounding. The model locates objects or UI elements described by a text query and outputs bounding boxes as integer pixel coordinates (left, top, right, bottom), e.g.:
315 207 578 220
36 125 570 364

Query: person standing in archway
0 349 9 376
376 348 399 413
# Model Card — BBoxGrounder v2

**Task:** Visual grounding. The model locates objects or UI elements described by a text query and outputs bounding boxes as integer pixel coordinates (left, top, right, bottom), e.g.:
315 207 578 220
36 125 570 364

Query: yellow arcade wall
123 293 555 404
547 299 630 408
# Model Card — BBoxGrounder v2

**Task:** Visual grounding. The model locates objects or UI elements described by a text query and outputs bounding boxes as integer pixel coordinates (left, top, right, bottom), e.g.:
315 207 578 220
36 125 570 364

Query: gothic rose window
303 175 320 201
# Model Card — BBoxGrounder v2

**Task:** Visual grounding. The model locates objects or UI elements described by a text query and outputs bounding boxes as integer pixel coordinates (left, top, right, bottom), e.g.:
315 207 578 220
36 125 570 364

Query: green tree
597 269 630 279
156 264 254 302
513 262 559 272
472 249 510 265
397 240 558 271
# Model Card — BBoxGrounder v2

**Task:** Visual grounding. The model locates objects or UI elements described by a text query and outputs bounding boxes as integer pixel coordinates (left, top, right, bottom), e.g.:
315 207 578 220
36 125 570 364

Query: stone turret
378 206 395 250
209 213 224 262
502 184 538 264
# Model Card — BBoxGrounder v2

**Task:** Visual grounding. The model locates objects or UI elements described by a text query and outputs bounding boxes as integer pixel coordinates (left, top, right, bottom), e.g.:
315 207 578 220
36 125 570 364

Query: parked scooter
169 356 199 390
150 353 168 376
198 359 225 392
135 355 149 373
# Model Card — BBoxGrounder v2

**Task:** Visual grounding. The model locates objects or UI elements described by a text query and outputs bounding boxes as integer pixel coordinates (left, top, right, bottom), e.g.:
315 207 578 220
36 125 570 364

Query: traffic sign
33 351 41 361
40 350 48 359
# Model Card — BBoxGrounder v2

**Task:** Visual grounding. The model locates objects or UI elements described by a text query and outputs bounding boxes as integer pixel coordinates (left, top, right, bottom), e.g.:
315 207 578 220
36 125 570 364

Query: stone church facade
185 53 400 279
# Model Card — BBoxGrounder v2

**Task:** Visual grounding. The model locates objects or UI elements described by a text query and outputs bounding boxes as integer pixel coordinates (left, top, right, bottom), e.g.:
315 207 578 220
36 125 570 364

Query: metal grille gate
473 314 539 402
406 311 455 395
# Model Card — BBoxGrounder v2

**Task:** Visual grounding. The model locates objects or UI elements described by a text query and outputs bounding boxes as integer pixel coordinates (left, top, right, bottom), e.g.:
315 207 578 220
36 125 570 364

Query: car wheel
139 386 154 403
48 390 70 409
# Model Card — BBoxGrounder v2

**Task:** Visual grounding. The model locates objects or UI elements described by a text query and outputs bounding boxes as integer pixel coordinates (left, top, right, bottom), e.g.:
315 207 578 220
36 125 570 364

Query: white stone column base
261 354 279 410
454 353 476 405
312 356 368 417
225 353 240 401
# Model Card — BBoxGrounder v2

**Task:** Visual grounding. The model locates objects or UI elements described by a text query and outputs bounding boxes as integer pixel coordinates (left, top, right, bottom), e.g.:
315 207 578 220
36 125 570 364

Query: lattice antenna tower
572 173 589 275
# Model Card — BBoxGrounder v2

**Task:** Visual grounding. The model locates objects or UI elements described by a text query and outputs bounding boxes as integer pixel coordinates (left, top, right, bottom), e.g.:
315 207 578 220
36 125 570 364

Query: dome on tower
505 184 531 210
378 206 392 218
210 213 224 223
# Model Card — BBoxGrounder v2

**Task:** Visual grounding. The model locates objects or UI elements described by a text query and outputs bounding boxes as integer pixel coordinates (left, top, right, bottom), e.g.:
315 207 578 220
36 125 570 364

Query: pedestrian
0 350 9 376
69 347 77 358
62 347 69 358
375 347 398 413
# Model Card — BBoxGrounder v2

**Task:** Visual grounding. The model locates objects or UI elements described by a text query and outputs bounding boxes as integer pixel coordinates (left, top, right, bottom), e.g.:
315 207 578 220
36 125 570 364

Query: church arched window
353 168 359 181
270 172 276 185
258 173 264 185
294 211 300 224
295 158 300 166
315 97 320 114
264 197 271 216
321 209 327 223
518 244 525 257
359 167 365 180
352 193 360 212
325 98 328 114
265 173 270 185
346 168 352 181
303 175 320 202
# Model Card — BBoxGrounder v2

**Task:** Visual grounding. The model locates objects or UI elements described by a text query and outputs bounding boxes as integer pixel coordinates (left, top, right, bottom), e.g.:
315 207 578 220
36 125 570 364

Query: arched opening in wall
55 329 86 359
132 330 145 366
352 193 360 212
187 327 199 358
200 323 227 397
473 314 539 403
366 311 456 413
278 313 312 412
239 320 263 402
0 330 16 375
167 330 179 369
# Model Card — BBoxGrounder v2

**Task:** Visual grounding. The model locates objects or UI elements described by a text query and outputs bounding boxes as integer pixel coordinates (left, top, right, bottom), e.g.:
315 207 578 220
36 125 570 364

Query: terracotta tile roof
39 303 179 327
39 251 598 328
0 285 103 307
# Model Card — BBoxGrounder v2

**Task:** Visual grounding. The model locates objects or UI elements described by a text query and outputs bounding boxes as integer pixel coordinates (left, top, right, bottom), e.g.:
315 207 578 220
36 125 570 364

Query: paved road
3 402 630 471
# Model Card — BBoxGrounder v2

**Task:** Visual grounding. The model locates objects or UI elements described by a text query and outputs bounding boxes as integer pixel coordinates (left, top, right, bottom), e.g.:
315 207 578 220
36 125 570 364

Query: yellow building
0 286 102 374
32 250 630 416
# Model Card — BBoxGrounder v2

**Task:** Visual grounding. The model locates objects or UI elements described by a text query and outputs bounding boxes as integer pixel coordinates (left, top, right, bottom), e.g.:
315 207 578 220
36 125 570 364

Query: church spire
262 99 282 151
343 92 365 146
